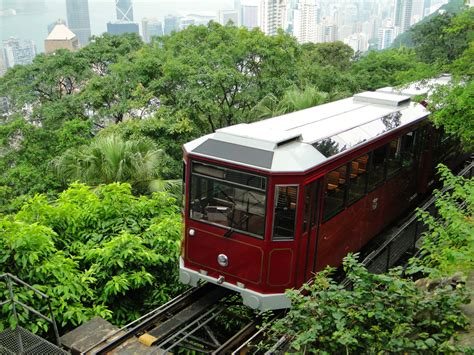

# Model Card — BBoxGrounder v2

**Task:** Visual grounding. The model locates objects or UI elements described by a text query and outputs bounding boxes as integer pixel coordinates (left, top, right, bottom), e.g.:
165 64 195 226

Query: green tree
264 255 470 353
53 134 163 192
0 182 183 331
0 49 91 112
79 33 144 76
411 11 470 64
428 80 474 150
0 118 92 210
300 41 354 71
145 23 301 132
351 48 438 90
409 165 474 278
252 86 329 120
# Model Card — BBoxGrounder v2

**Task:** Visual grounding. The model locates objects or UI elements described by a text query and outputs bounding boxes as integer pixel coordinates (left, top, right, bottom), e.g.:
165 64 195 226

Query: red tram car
179 77 458 310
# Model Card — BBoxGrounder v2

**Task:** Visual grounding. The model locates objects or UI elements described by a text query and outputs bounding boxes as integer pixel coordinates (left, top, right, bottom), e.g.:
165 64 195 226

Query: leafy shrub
265 255 470 353
410 164 474 278
0 182 184 335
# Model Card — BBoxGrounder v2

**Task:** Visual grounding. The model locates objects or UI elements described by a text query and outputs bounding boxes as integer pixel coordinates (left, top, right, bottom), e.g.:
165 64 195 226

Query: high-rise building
0 53 6 76
293 0 317 43
316 20 337 43
260 0 287 36
116 0 134 22
107 21 139 35
44 23 79 54
393 0 413 33
234 0 242 24
66 0 91 46
164 15 179 35
142 18 163 42
2 37 36 68
219 10 240 26
423 0 431 16
242 4 259 30
179 18 195 30
345 32 368 52
378 26 395 49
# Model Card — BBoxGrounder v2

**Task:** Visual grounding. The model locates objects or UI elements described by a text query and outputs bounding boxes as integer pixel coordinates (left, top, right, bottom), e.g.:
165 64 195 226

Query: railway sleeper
137 286 230 347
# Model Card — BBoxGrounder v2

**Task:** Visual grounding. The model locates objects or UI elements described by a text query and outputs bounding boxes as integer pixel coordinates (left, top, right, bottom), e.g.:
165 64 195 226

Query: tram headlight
217 254 229 267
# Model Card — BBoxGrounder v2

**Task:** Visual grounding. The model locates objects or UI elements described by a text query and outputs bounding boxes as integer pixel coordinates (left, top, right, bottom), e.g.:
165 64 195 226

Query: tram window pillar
368 145 388 191
272 185 298 241
387 138 402 177
347 154 369 204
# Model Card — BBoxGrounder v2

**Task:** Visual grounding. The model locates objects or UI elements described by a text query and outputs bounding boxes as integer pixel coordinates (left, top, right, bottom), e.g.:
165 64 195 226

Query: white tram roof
185 76 451 173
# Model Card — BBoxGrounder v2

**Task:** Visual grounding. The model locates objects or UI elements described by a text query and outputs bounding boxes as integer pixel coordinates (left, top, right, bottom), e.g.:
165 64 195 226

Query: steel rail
94 283 218 354
157 304 225 352
80 285 200 354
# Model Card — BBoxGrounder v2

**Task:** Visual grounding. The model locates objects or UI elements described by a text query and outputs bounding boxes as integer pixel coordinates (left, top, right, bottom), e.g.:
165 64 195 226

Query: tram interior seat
356 156 368 173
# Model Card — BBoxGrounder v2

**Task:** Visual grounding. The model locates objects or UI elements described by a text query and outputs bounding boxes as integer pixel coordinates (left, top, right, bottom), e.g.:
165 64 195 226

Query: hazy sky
0 0 234 52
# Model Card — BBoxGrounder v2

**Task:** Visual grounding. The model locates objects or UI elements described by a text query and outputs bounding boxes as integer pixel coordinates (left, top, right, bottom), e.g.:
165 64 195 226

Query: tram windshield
189 162 266 238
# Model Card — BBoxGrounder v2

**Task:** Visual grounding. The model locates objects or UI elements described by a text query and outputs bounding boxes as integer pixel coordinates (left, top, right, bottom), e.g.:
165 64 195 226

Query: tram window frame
189 161 268 239
386 138 402 178
322 163 349 222
272 185 299 241
367 144 388 192
347 154 369 205
401 130 417 169
302 181 319 232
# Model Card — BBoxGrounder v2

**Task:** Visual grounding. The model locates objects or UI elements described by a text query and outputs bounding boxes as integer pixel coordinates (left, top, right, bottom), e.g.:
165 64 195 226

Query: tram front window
189 162 266 238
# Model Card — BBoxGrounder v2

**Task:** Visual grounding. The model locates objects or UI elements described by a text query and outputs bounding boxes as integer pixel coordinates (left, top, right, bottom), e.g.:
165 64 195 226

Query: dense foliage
0 183 183 333
410 165 474 278
0 4 472 345
266 255 469 353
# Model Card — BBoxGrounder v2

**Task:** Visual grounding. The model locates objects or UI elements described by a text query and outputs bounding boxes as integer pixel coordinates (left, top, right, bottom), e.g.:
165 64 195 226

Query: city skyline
0 0 452 67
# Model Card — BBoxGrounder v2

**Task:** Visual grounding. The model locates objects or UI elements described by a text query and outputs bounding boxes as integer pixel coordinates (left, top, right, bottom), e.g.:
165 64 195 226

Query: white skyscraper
219 10 240 26
378 26 395 49
142 18 163 43
293 0 317 43
2 38 36 68
260 0 288 36
242 4 259 30
394 0 414 34
345 33 368 52
316 19 337 43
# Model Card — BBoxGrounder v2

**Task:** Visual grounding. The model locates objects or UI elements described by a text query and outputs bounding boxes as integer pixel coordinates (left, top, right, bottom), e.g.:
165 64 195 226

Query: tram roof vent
353 91 411 107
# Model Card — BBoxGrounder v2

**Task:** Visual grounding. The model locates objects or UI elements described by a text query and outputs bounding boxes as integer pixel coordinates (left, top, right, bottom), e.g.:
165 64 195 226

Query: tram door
299 179 321 283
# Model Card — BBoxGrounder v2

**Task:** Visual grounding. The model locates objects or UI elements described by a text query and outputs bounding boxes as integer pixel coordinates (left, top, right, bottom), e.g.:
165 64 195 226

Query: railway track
80 283 231 354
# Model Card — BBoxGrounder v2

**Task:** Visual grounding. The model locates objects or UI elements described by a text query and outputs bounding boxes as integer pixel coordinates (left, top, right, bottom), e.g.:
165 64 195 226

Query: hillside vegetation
0 6 473 350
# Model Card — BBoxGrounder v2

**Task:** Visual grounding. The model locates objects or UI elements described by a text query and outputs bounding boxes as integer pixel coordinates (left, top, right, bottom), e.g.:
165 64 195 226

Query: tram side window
387 138 402 177
273 186 298 241
348 154 369 204
368 145 387 191
401 131 416 168
323 165 347 221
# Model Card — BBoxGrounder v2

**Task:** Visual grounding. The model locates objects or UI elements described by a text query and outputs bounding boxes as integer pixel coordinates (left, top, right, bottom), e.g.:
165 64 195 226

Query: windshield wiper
224 214 249 238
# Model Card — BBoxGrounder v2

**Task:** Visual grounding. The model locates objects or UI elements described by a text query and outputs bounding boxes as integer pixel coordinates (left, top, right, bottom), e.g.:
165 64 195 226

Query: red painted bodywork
182 122 461 296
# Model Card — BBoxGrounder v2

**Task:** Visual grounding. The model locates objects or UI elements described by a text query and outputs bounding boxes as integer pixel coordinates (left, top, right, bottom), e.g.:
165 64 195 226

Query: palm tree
251 86 329 120
53 134 162 192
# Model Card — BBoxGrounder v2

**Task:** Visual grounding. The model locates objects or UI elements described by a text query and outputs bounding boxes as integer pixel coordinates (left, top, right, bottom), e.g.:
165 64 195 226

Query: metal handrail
0 273 61 347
